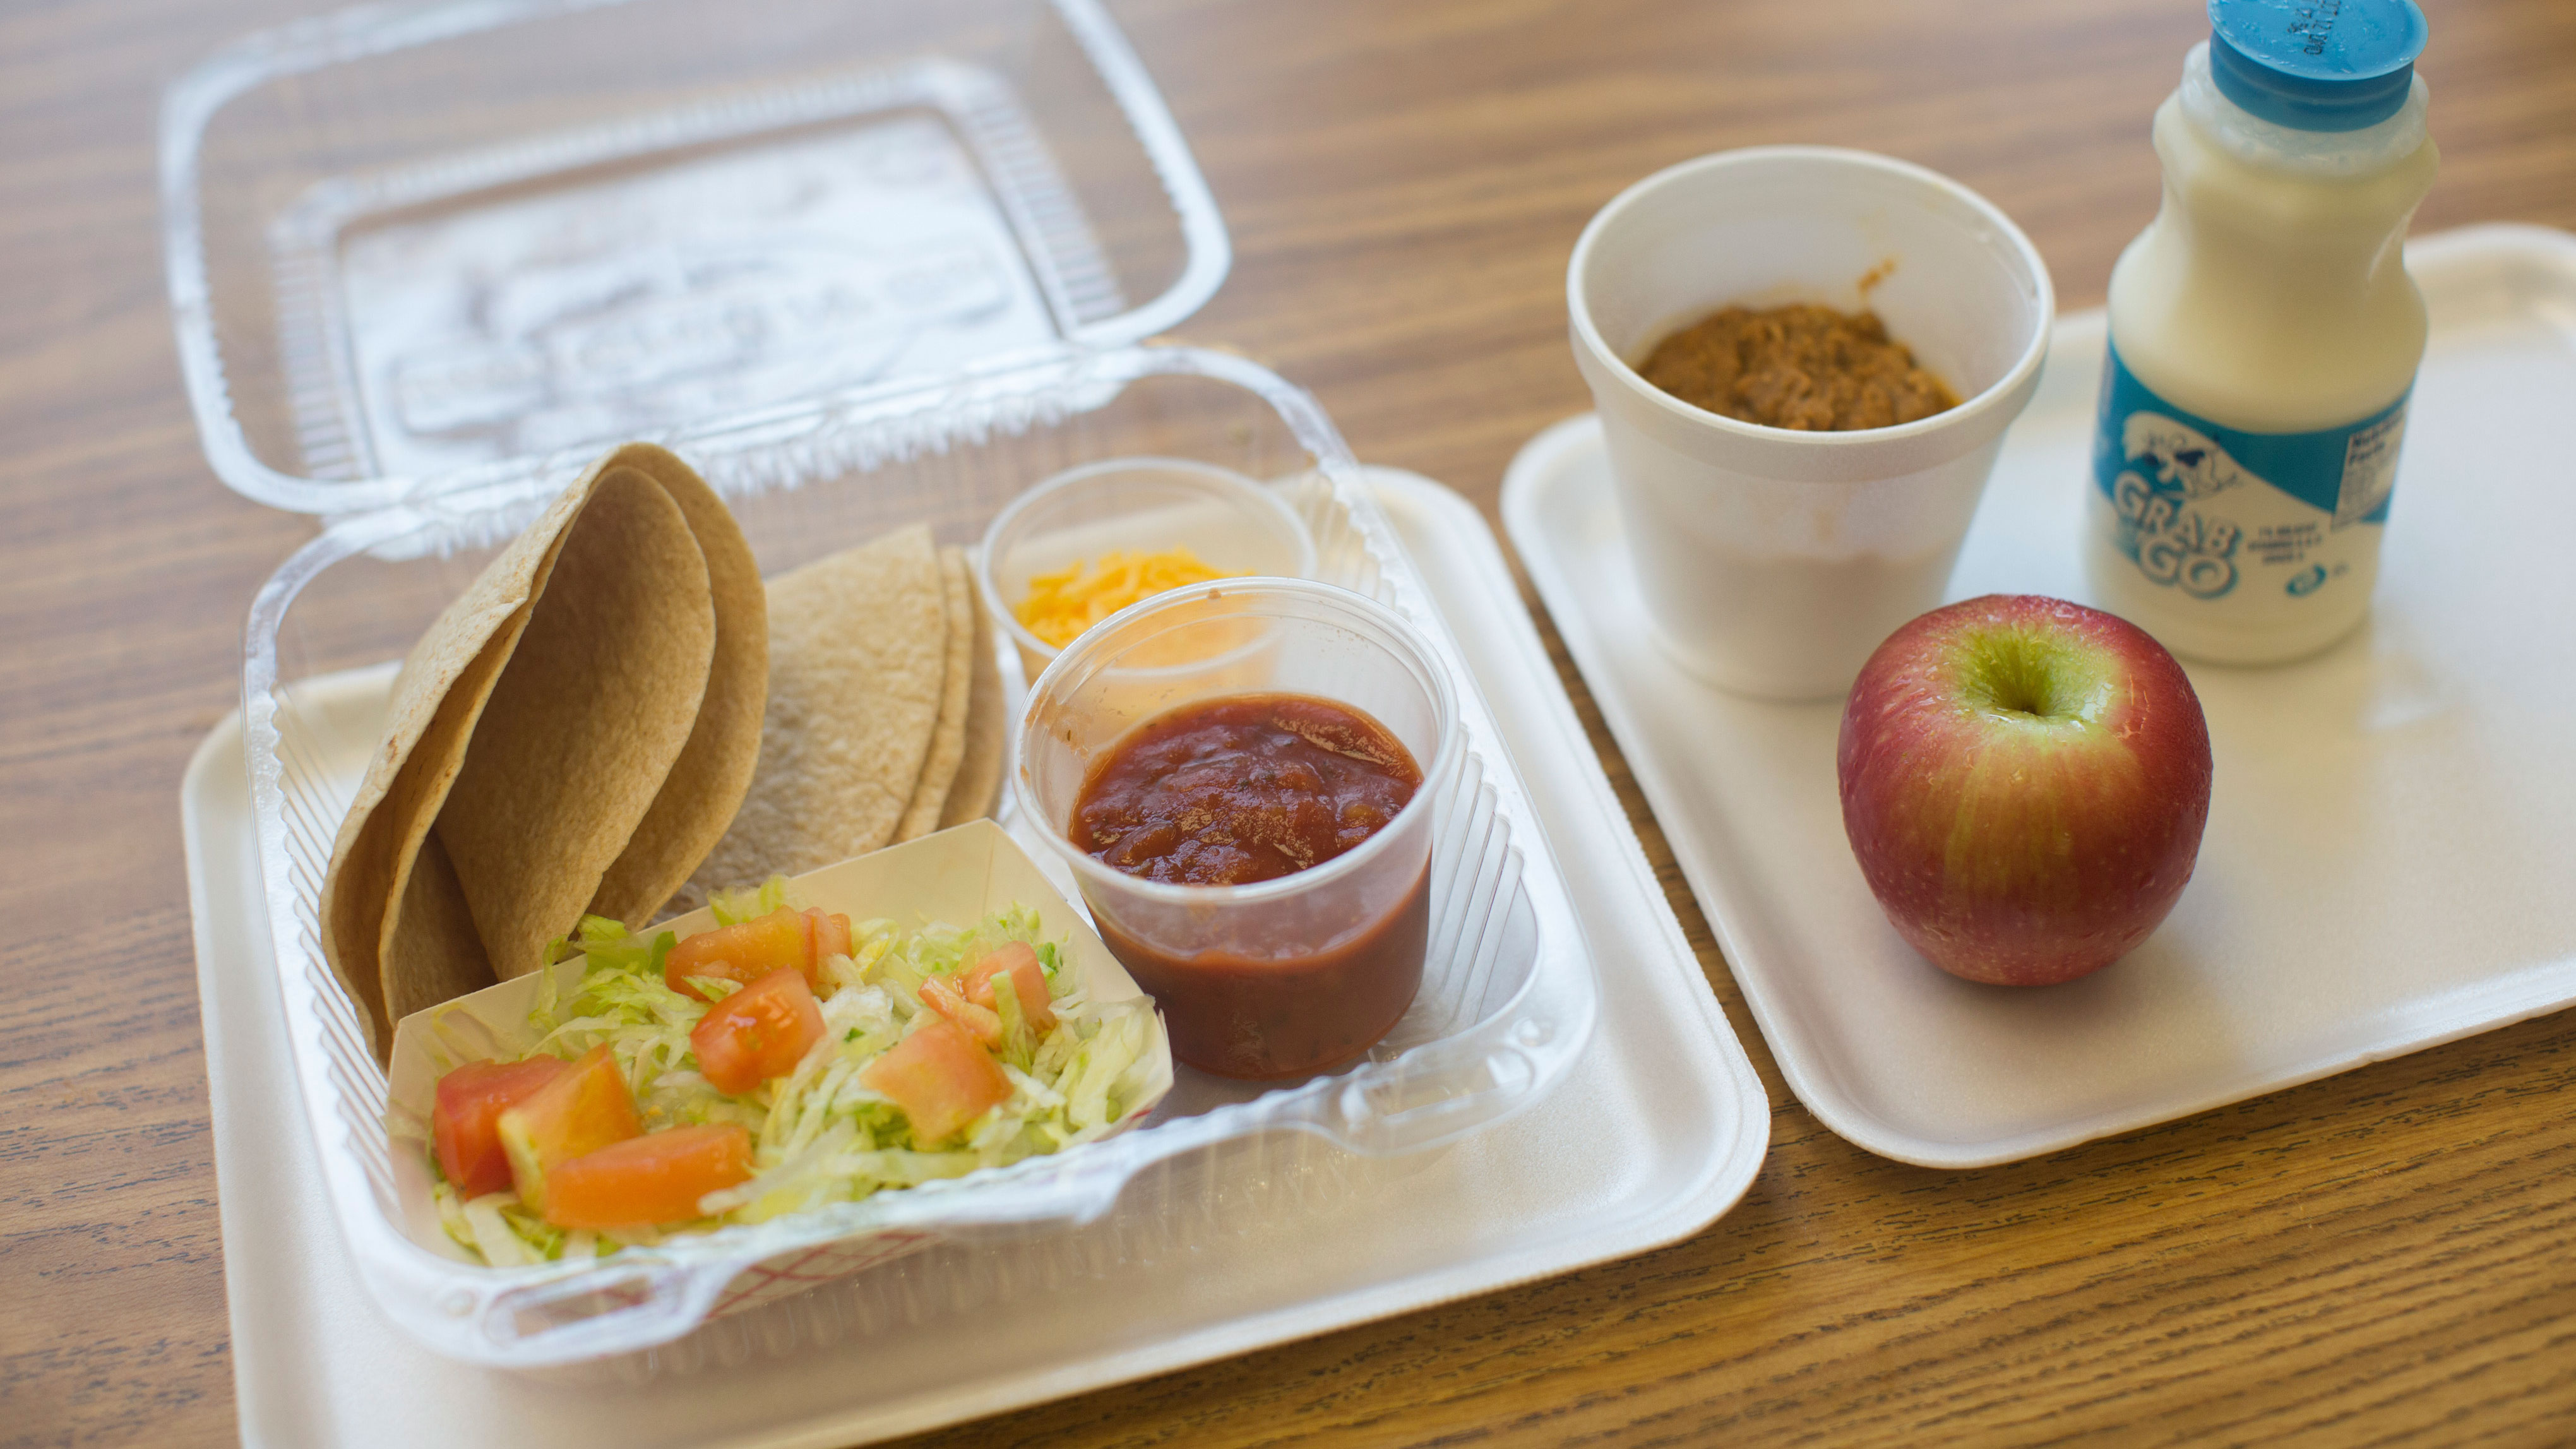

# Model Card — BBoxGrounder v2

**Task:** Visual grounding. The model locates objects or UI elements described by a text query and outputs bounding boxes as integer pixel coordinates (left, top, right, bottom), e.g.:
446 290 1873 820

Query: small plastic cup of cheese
1568 146 2054 700
976 458 1316 686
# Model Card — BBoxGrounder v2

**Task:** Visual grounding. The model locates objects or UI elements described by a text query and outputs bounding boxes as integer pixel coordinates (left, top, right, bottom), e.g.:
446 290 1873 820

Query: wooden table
7 0 2572 1443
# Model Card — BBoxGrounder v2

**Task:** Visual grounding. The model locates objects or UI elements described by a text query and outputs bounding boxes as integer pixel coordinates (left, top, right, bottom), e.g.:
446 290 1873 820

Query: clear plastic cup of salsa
1017 578 1462 1080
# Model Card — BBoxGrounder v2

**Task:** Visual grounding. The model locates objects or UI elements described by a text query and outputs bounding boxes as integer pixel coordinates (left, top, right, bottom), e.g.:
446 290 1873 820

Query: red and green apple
1837 594 2212 986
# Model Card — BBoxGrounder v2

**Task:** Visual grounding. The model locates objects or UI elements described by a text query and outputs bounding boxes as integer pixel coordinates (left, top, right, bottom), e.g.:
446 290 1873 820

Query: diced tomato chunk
859 1013 1011 1145
918 974 1003 1049
662 903 859 1000
809 909 852 965
690 968 825 1095
497 1044 642 1213
960 943 1056 1037
544 1125 754 1229
432 1056 569 1198
665 907 815 999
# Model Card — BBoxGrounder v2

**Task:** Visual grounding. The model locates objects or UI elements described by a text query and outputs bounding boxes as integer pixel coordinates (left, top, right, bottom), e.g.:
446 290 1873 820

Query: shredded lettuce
708 876 794 927
441 905 1154 1265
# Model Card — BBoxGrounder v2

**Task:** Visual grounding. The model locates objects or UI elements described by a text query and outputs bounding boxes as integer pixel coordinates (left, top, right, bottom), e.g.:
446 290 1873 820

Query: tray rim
1501 222 2576 1170
186 468 1770 1446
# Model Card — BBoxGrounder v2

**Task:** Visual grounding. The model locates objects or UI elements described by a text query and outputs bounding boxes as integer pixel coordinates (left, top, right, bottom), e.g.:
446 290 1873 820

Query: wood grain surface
4 0 2573 1445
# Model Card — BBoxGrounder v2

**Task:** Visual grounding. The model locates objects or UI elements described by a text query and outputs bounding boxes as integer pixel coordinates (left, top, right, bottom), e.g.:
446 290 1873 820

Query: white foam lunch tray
185 471 1768 1446
178 0 1665 1368
1505 224 2576 1170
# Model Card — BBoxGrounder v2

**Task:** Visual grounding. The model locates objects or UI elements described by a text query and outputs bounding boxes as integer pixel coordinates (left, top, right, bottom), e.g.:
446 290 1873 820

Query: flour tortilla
895 547 977 842
318 478 593 1059
938 563 1007 832
381 832 490 1027
684 524 947 902
431 468 717 982
585 445 768 924
319 446 766 1060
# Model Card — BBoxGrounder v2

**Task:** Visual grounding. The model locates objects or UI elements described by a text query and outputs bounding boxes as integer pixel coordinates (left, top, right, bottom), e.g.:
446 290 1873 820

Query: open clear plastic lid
160 0 1230 518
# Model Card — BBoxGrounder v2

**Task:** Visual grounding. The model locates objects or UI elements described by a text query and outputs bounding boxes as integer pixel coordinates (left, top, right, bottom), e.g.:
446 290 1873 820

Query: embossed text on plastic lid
2209 0 2429 132
160 0 1231 518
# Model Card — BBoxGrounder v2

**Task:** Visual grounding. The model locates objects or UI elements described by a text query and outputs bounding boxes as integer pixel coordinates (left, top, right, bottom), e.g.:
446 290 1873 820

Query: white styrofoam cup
1568 146 2054 700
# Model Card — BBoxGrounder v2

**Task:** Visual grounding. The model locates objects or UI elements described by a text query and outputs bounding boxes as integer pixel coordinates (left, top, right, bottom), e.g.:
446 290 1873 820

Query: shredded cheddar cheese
1015 547 1238 648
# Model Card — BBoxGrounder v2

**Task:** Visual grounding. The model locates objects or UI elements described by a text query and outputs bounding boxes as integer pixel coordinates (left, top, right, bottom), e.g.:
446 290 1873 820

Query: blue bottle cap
2208 0 2428 132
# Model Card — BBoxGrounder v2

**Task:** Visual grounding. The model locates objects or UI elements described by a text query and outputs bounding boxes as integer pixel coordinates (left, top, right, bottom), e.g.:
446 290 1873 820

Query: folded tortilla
589 446 768 924
318 444 765 1060
426 467 715 987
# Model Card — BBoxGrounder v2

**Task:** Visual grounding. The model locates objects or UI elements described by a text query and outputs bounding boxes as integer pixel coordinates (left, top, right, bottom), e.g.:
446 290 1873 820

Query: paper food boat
379 820 1174 1359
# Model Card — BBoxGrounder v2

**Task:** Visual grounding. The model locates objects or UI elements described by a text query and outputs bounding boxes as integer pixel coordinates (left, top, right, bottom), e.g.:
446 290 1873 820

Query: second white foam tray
1506 225 2576 1170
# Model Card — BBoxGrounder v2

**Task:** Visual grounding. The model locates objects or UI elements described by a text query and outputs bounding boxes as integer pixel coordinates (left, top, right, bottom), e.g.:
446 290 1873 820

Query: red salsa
1072 693 1429 1078
1073 694 1423 883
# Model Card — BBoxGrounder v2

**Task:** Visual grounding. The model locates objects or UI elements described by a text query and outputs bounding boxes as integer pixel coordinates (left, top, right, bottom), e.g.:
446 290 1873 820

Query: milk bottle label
2090 342 2408 607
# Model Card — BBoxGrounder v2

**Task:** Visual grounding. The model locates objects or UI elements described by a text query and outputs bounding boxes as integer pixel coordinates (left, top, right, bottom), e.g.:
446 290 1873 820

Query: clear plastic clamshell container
168 0 1599 1369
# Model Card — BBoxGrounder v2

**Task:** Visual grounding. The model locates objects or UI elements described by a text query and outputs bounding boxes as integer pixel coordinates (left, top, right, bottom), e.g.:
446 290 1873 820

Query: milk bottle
2085 0 2436 664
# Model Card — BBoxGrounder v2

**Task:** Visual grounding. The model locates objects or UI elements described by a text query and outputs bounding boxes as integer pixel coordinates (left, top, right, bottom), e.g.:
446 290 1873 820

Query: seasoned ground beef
1638 302 1959 431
